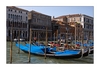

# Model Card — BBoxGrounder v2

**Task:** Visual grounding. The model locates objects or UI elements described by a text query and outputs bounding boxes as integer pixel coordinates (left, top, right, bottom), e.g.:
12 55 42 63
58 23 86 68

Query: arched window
18 15 20 20
8 14 10 18
16 22 18 27
8 30 10 36
12 21 14 27
10 21 12 27
20 23 22 28
21 16 22 20
11 14 12 19
13 14 14 20
26 17 27 21
16 15 18 20
15 15 16 20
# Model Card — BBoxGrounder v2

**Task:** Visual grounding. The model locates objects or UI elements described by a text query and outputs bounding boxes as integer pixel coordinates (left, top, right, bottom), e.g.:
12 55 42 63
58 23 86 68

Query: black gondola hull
22 50 82 59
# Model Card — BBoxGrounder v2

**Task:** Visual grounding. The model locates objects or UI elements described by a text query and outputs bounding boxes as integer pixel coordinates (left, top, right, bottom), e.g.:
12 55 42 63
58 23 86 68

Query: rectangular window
21 16 22 20
74 18 75 21
80 17 81 22
9 9 10 11
8 14 10 18
26 32 27 37
26 17 27 21
84 18 86 22
8 30 10 36
91 20 93 24
11 14 12 19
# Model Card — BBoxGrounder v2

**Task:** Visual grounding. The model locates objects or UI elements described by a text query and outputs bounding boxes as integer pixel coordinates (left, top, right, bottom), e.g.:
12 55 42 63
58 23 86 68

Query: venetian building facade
52 17 75 41
66 14 94 40
28 10 52 41
6 6 29 41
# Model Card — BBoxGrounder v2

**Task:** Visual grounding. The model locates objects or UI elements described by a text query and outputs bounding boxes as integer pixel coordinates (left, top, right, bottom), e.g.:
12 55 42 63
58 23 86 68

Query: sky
17 6 94 18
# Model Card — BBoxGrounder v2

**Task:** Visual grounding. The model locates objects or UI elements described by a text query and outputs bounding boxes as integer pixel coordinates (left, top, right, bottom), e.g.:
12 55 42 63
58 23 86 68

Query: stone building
51 19 75 42
66 14 94 40
53 14 94 41
6 6 28 41
28 10 52 41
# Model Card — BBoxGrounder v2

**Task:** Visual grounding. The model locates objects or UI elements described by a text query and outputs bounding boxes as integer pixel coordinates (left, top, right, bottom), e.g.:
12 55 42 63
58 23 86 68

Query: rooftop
7 6 29 12
30 10 51 17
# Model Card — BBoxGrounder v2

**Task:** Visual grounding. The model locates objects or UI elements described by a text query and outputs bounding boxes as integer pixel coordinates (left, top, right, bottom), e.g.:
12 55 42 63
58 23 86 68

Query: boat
48 41 89 57
15 42 82 59
83 43 94 54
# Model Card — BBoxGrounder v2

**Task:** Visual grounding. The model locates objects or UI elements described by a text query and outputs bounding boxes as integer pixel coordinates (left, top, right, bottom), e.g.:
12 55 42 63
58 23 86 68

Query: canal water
6 42 93 64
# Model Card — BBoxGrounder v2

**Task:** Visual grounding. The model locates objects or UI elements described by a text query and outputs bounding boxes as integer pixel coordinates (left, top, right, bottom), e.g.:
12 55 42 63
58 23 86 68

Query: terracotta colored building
51 19 75 41
53 14 94 41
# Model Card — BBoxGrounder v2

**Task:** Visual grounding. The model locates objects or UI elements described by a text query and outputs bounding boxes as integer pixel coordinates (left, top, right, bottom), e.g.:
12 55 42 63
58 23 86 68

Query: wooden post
57 29 59 42
81 30 84 47
28 28 32 62
75 22 76 48
45 27 48 59
10 27 13 63
80 30 84 58
60 33 61 46
66 28 68 44
38 32 39 45
18 29 20 54
54 33 55 42
86 35 88 44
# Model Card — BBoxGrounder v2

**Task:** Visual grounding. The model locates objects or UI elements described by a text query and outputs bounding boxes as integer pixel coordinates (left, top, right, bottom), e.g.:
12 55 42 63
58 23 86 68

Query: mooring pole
28 28 32 62
57 29 58 42
80 30 84 58
10 26 13 63
45 27 48 59
54 33 55 42
60 33 61 46
75 22 76 48
18 29 20 54
38 32 40 45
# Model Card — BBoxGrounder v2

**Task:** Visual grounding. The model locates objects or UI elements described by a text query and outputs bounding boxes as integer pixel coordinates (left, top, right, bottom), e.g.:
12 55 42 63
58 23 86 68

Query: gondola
15 42 82 59
48 42 89 57
83 43 94 54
